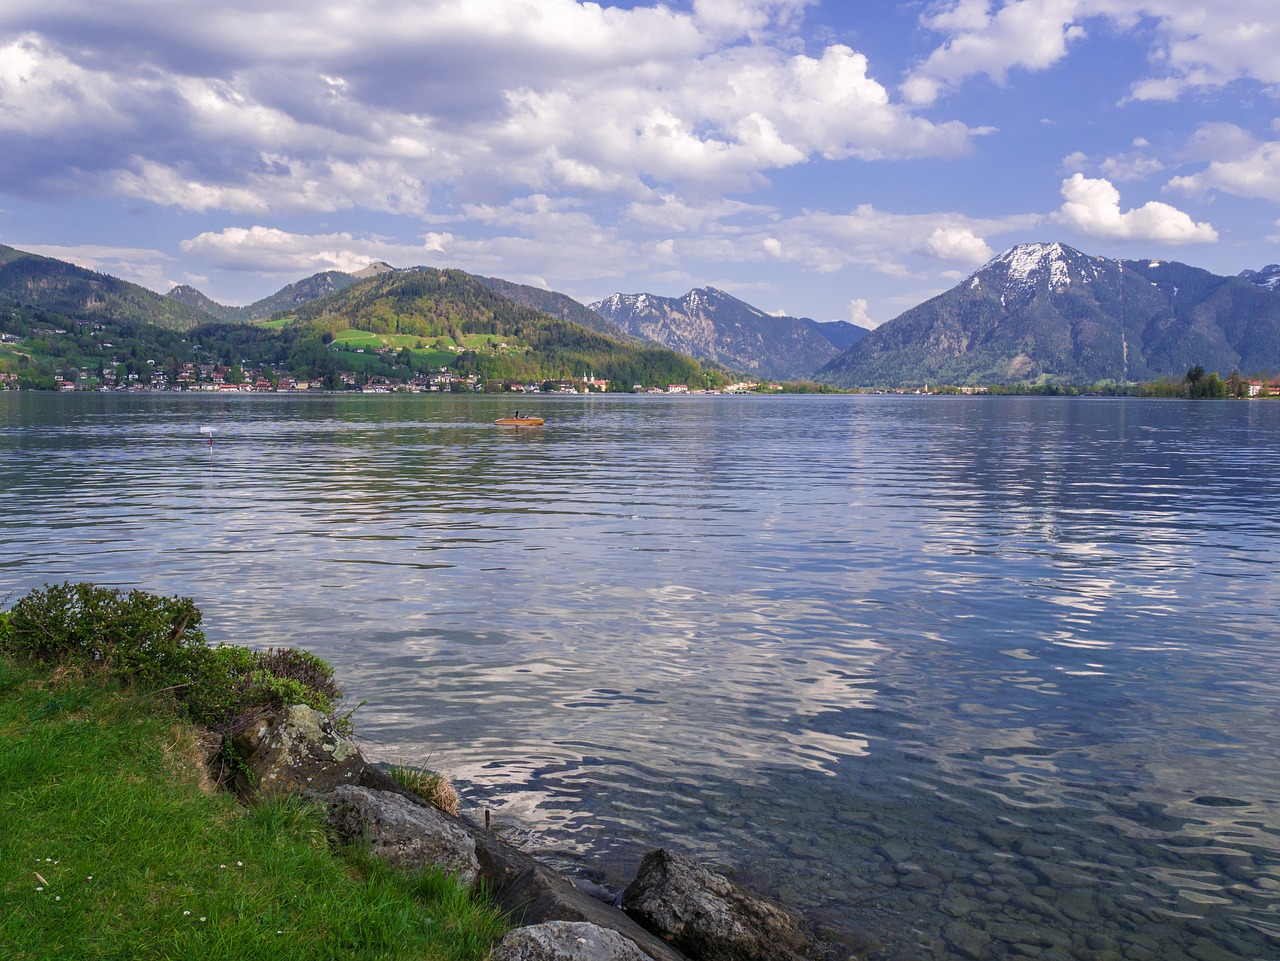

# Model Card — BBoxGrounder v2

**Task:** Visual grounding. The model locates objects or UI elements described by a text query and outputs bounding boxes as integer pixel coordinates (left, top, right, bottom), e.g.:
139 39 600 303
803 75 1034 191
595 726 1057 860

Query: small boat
494 416 544 426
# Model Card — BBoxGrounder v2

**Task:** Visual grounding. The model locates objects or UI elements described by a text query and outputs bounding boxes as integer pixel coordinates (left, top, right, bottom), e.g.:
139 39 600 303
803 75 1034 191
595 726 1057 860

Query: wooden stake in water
200 426 214 460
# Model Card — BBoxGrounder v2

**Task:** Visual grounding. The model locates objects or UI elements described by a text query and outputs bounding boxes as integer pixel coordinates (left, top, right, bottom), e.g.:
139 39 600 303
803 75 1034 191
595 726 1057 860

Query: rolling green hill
282 267 727 388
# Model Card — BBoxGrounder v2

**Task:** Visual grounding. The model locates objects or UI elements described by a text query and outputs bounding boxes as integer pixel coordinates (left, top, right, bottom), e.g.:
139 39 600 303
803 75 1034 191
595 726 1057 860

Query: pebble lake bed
3 391 1279 959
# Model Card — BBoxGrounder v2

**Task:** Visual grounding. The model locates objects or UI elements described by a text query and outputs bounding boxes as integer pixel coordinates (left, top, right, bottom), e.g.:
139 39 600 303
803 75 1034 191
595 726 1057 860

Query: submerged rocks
622 849 815 961
327 784 481 886
229 705 834 961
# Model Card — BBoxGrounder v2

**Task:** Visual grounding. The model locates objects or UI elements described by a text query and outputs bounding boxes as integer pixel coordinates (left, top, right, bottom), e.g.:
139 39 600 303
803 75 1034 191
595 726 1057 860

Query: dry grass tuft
387 762 461 816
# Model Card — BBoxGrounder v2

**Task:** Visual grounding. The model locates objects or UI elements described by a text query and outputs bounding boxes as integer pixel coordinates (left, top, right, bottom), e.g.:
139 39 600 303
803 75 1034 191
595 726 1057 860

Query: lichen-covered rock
230 704 367 798
490 921 657 961
621 849 814 961
327 785 481 887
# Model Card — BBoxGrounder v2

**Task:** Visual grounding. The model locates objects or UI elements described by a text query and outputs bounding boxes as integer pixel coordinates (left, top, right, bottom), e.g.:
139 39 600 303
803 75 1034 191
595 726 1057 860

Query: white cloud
0 0 982 216
1123 0 1280 101
1062 144 1167 187
1165 123 1280 203
903 0 1088 105
1099 152 1165 182
1181 122 1259 164
904 1 1280 105
625 193 769 231
847 297 875 328
921 226 995 264
1056 173 1217 243
179 226 431 275
692 0 819 40
671 204 1038 279
1167 141 1280 202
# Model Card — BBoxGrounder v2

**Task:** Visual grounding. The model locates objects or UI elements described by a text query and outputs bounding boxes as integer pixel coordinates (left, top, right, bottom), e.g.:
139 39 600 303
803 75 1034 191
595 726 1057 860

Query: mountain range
590 287 866 382
4 238 1280 389
167 270 364 323
818 243 1280 387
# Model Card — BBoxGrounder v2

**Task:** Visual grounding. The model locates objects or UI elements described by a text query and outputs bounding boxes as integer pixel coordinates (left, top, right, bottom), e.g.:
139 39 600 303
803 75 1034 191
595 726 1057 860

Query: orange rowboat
494 416 544 426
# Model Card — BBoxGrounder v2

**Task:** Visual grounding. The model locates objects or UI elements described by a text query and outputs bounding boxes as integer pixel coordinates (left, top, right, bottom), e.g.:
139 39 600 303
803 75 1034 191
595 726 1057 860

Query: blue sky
1 1 1276 327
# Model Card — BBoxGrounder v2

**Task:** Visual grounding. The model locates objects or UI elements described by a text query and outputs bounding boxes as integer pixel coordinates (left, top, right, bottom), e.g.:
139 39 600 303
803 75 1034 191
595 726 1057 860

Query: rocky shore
221 703 852 961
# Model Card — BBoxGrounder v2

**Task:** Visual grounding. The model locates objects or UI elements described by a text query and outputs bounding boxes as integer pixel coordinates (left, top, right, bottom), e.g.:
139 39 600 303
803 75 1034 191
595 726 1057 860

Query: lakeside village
7 328 1280 398
0 331 771 395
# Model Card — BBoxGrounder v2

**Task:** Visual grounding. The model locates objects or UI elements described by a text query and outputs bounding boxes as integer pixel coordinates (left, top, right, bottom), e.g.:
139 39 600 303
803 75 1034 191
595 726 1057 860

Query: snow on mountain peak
995 243 1071 285
1240 264 1280 291
976 242 1106 297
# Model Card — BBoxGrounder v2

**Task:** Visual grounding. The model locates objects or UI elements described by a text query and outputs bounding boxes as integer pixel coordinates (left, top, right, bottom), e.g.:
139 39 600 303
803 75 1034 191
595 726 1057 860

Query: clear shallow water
3 392 1279 959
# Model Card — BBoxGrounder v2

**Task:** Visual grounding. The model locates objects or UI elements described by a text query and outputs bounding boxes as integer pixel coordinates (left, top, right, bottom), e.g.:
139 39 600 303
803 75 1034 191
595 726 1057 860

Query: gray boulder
327 785 481 887
490 921 657 961
223 705 689 961
229 704 368 798
622 849 814 961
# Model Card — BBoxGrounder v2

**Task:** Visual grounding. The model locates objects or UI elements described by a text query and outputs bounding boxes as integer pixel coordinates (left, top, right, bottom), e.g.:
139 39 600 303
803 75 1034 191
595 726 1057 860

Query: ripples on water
3 392 1279 959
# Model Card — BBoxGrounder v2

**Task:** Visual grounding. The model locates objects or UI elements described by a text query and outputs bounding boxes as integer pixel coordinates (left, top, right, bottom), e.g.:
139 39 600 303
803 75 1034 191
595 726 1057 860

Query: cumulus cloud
1167 125 1280 202
1167 141 1280 203
904 0 1280 105
921 226 994 264
1124 0 1280 101
0 0 982 215
1056 173 1217 243
903 0 1088 105
847 297 875 328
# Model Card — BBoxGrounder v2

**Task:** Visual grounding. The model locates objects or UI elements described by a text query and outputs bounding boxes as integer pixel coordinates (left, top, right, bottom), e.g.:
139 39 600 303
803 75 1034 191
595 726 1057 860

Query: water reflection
2 392 1279 959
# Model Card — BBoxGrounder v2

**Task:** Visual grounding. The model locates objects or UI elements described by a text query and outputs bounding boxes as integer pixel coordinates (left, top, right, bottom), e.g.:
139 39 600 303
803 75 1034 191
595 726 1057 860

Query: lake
2 391 1278 960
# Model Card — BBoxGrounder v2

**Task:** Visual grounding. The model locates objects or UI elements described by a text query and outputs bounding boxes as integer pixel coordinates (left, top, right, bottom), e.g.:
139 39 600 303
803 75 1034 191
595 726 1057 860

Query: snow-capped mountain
589 286 866 381
818 242 1280 388
1240 264 1280 292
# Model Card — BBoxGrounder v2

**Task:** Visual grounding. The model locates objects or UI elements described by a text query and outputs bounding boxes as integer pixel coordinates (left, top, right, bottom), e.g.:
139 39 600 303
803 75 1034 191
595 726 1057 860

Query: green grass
332 330 434 351
0 658 508 961
332 329 511 355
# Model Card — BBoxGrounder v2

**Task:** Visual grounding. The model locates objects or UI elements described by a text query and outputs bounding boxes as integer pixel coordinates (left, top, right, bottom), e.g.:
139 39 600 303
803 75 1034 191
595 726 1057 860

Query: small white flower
55 896 61 901
183 911 191 916
36 887 43 892
86 876 93 881
219 864 226 869
199 917 206 922
236 861 243 867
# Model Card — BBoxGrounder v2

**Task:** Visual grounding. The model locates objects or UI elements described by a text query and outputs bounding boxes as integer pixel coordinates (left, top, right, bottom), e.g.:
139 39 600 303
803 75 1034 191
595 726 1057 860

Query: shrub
1 583 346 735
1 581 206 689
250 647 343 713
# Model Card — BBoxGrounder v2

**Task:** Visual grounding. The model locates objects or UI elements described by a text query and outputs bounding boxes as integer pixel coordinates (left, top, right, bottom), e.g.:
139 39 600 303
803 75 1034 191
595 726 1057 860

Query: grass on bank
0 584 508 961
